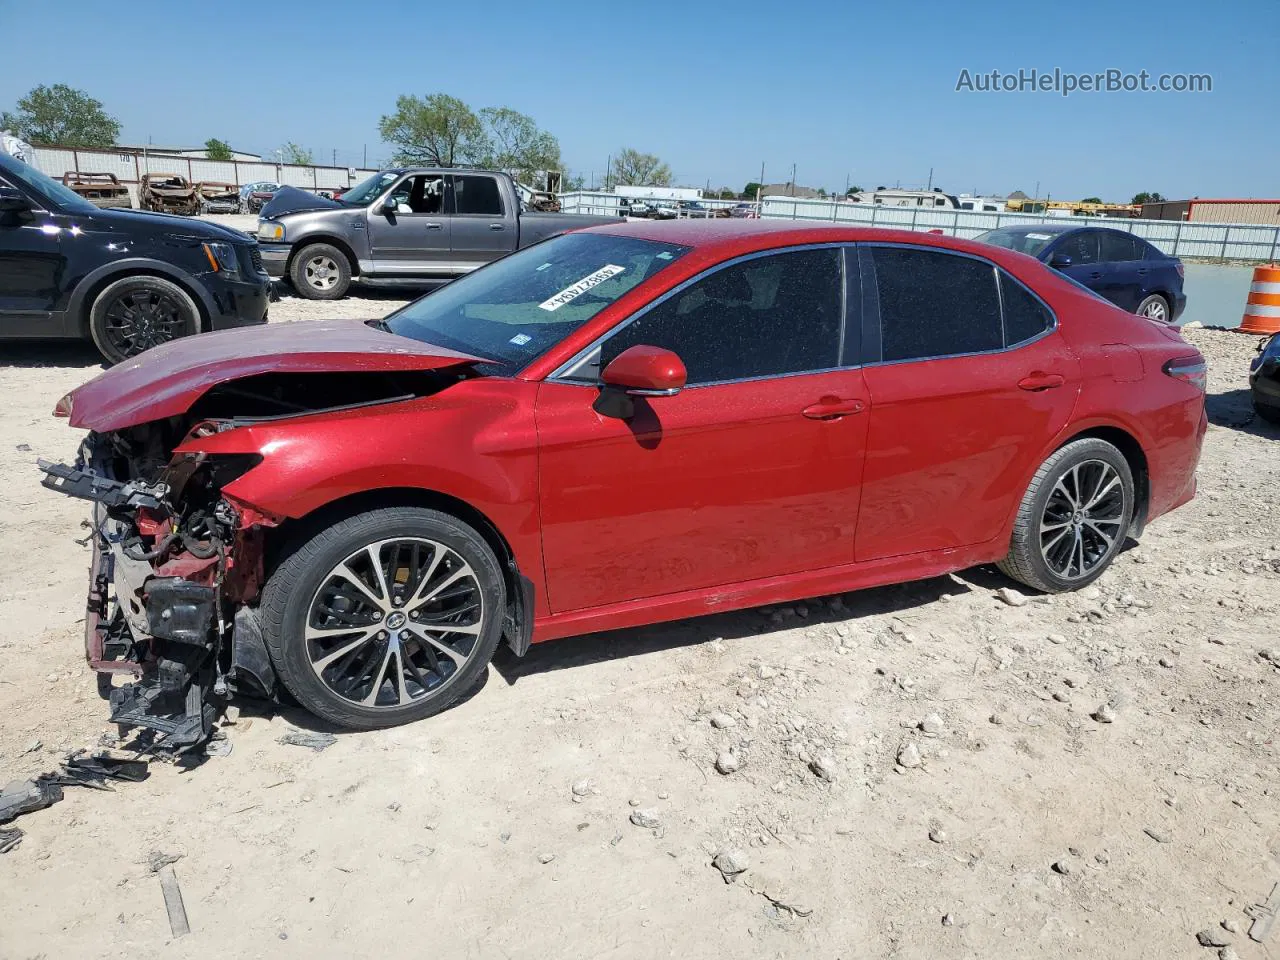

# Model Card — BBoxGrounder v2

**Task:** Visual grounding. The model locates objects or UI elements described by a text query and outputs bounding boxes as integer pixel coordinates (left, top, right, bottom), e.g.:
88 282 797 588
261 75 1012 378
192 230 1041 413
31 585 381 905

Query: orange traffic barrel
1240 264 1280 335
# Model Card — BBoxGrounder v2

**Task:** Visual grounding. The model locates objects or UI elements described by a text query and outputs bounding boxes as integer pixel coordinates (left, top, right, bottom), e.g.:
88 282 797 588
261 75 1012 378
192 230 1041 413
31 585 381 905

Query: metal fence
28 145 379 203
756 196 1280 262
559 192 749 218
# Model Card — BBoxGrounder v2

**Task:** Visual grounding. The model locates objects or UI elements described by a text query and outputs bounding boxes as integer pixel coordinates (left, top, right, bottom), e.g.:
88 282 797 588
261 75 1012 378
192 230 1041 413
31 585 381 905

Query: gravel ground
0 325 1276 959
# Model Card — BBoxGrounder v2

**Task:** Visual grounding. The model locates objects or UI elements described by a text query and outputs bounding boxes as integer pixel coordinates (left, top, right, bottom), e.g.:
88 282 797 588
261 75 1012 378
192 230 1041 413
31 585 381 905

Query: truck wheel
290 243 351 300
88 275 201 365
259 507 506 730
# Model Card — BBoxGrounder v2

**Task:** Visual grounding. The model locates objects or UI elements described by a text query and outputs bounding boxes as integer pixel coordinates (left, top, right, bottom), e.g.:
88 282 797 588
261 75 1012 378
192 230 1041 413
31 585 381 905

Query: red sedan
42 221 1207 744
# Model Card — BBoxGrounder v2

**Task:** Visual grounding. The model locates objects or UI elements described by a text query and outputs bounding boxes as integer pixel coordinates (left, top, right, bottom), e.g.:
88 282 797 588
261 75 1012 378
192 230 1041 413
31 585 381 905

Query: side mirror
600 345 687 397
381 195 398 214
1048 252 1073 268
0 187 30 213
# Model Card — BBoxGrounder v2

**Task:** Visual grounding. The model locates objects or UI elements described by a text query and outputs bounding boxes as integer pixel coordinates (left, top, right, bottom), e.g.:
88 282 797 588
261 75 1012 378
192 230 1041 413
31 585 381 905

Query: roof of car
583 218 1029 261
984 222 1129 236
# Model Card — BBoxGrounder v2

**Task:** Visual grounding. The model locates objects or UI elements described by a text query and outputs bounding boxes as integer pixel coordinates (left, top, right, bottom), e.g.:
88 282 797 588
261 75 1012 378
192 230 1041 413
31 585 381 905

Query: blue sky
1 0 1274 201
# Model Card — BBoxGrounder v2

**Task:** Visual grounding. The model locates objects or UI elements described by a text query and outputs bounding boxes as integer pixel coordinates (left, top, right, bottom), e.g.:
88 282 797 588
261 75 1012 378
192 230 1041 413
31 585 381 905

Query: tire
998 438 1135 593
1135 293 1171 323
1253 398 1280 424
88 275 201 365
259 507 506 730
289 243 351 300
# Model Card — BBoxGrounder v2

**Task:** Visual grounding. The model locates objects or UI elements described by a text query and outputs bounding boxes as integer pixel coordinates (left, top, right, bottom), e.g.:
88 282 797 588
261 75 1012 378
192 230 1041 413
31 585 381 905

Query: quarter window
599 248 844 385
873 247 1002 361
1000 271 1053 345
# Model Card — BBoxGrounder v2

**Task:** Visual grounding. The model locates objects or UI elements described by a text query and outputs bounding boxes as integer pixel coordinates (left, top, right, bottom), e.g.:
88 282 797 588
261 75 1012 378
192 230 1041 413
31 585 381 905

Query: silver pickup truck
256 168 622 299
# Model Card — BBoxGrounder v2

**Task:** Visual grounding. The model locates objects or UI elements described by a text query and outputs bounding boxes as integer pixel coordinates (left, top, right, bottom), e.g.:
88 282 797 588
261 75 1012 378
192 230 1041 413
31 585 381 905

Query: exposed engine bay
38 368 468 751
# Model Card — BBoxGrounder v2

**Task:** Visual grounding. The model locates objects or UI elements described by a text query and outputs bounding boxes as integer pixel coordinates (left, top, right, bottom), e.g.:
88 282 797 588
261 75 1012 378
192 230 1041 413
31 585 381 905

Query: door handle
802 397 865 420
1017 372 1065 391
425 222 443 230
1089 271 1102 279
488 223 505 231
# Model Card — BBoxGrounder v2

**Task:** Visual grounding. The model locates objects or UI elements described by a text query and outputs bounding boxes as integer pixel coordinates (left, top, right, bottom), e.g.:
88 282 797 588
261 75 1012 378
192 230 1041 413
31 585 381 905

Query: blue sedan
975 224 1186 322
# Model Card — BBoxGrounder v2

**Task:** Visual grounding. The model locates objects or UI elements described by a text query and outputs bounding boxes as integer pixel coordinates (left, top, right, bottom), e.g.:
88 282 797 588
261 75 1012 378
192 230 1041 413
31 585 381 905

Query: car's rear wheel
1136 294 1171 322
88 275 201 364
998 438 1134 593
289 243 351 300
259 507 505 730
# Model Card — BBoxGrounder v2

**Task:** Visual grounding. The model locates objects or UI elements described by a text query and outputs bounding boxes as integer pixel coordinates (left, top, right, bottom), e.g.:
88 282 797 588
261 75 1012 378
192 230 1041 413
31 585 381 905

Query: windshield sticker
1026 232 1054 240
536 262 552 271
509 333 532 346
656 252 674 260
538 264 626 311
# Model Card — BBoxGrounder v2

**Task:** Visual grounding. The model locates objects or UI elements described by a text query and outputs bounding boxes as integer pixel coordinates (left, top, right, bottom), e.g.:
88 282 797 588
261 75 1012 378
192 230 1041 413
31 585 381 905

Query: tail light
53 392 74 418
1175 260 1185 280
1163 356 1206 392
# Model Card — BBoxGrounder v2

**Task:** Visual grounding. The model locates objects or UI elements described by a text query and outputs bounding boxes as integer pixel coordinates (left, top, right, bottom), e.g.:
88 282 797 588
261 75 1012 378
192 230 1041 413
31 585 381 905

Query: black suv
0 151 269 363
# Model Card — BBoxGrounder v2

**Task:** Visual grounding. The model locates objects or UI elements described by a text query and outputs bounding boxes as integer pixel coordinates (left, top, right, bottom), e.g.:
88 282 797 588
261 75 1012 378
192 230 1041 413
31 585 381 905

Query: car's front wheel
998 438 1134 593
1136 293 1171 322
88 275 201 364
289 243 352 299
259 507 506 730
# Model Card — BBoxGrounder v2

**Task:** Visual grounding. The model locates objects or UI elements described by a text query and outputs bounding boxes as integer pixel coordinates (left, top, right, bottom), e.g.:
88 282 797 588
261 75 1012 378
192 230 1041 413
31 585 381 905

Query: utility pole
927 167 933 190
758 161 765 201
363 144 367 167
789 162 796 196
845 172 850 196
605 155 611 192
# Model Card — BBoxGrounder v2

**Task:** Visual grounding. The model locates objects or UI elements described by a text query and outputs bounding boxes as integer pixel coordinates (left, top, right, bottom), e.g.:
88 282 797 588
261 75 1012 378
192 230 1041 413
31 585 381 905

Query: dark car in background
0 151 270 363
975 224 1185 322
1250 333 1280 423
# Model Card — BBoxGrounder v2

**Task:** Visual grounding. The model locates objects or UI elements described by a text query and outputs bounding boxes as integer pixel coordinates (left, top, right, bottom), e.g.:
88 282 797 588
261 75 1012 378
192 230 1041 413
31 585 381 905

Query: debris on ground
157 864 191 937
629 809 661 830
742 872 813 917
714 751 740 774
148 850 184 873
276 731 337 752
1249 882 1280 943
711 848 749 882
0 779 64 823
0 826 23 854
1196 928 1231 947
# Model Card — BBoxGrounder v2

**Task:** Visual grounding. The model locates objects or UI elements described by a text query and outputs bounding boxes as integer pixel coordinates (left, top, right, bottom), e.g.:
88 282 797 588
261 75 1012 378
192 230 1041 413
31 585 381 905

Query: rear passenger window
600 248 843 384
873 248 1001 361
1000 272 1053 345
1054 231 1098 264
452 175 504 216
1099 231 1140 262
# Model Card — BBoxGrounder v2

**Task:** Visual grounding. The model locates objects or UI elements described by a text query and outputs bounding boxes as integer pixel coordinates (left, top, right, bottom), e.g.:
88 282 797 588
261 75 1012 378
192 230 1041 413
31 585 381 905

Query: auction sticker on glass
539 265 627 311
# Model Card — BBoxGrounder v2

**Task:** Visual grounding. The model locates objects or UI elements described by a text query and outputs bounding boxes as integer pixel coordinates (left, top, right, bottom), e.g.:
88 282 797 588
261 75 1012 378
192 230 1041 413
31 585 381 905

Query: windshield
385 232 691 372
0 156 97 214
975 227 1057 257
339 171 400 205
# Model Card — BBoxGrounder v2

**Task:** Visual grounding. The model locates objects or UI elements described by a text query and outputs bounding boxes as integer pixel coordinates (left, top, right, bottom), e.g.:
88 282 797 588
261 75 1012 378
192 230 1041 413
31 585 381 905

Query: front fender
66 257 218 333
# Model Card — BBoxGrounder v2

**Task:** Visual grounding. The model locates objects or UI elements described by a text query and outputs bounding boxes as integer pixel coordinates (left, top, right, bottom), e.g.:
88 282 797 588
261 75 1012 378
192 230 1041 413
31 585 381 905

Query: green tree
476 107 561 187
279 142 314 165
845 185 863 196
1 83 119 147
611 148 672 187
379 94 484 167
204 138 233 161
1080 196 1103 204
562 169 587 191
742 182 762 200
1131 191 1165 205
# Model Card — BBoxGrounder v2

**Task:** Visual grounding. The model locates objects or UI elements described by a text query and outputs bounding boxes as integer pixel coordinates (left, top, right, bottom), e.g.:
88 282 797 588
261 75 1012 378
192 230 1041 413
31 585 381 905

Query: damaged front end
40 424 278 751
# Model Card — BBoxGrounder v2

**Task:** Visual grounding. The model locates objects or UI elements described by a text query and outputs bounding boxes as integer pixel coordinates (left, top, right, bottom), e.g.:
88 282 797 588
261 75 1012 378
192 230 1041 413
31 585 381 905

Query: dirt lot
0 313 1277 960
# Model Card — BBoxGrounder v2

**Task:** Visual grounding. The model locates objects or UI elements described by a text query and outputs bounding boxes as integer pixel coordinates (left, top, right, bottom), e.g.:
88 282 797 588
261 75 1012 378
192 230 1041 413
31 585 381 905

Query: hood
259 185 344 219
64 320 484 432
72 206 253 242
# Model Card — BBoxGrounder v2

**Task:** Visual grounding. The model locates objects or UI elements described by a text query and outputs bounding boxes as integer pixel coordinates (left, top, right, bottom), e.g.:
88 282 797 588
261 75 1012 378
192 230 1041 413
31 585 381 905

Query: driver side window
598 247 844 386
387 175 444 215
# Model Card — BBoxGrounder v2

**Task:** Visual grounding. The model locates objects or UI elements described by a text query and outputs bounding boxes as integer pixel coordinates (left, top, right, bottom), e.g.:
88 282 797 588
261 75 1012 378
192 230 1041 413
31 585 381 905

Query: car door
854 245 1081 561
364 173 451 275
0 175 66 331
535 245 870 613
1045 229 1106 298
1096 230 1143 311
447 174 517 270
